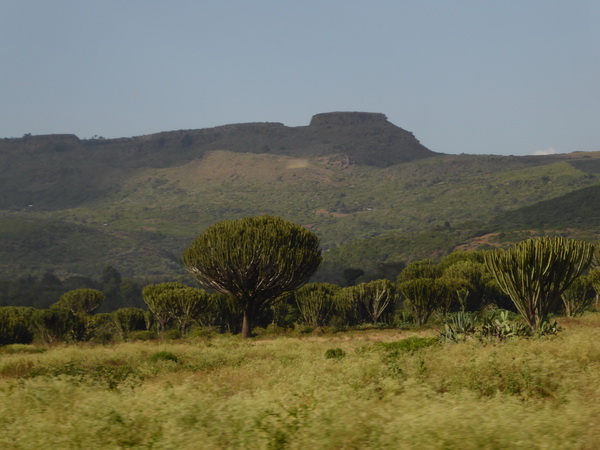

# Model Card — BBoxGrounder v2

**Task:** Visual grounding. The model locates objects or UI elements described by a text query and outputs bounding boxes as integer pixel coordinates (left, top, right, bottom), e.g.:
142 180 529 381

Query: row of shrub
1 245 599 345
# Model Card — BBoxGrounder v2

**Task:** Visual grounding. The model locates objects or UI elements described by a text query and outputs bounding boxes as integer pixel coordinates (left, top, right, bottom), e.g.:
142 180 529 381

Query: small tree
294 283 341 327
562 275 595 317
142 283 181 335
112 307 147 340
182 216 322 338
589 268 600 310
399 278 448 326
143 283 211 336
343 268 364 287
485 237 594 330
0 307 33 345
52 289 105 315
441 259 497 312
397 259 442 283
341 279 397 324
32 309 83 343
166 287 210 336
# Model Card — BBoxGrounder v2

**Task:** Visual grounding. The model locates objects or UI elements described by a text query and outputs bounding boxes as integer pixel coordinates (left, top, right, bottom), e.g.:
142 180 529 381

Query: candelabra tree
485 236 594 330
181 216 322 338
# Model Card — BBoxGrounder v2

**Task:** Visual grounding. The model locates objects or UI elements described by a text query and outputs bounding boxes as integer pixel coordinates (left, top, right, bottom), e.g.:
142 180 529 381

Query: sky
1 1 599 156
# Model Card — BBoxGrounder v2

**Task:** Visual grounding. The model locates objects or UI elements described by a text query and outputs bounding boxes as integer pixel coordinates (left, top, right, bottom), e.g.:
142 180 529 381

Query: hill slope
0 112 435 210
0 113 599 283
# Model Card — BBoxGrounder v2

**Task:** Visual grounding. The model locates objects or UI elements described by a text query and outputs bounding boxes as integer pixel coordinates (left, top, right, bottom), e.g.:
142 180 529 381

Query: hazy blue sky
1 1 599 155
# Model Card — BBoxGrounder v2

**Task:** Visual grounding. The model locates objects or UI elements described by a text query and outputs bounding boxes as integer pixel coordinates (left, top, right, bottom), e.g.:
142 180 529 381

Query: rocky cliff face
304 112 435 166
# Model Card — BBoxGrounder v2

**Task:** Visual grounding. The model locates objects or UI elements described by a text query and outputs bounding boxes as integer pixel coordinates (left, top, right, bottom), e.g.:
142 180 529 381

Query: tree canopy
181 215 322 337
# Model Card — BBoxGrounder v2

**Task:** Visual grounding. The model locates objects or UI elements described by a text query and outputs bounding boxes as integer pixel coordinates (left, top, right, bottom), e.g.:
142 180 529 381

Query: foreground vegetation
1 314 599 449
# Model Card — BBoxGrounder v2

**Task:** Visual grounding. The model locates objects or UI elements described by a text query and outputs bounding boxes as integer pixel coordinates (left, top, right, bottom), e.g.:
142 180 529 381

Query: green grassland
1 314 599 448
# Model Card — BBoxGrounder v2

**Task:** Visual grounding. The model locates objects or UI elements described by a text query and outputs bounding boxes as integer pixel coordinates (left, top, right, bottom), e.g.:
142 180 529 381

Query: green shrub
336 279 398 325
562 275 595 317
378 336 439 354
51 289 105 314
0 308 34 345
294 283 341 327
129 330 157 341
439 311 479 343
32 309 83 343
324 348 346 359
111 307 147 340
398 278 448 325
479 310 532 340
149 351 179 363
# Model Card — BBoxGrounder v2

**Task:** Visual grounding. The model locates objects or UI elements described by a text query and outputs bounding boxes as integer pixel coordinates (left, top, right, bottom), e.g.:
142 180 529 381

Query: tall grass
1 315 600 448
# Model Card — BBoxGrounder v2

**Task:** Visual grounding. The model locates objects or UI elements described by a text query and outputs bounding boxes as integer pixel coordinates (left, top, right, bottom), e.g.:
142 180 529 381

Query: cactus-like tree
339 279 397 324
398 278 448 326
182 216 322 338
51 288 105 315
485 236 594 330
112 307 147 340
589 268 600 310
142 282 184 335
561 275 595 317
0 307 34 345
294 282 341 327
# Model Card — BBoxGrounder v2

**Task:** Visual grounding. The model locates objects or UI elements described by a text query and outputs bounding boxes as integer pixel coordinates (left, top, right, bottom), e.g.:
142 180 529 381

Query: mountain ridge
0 112 599 284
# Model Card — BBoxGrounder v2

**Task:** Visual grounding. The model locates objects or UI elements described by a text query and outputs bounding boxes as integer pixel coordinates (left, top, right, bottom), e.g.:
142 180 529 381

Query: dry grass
1 315 600 448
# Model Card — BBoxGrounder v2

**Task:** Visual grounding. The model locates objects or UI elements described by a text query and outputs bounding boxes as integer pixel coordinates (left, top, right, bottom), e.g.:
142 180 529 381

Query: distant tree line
0 265 146 311
1 216 599 346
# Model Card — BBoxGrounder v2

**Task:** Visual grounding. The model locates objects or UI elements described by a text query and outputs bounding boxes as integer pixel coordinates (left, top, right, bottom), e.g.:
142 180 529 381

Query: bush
129 330 157 341
112 308 146 340
398 278 448 325
439 311 479 343
294 283 341 327
149 351 179 363
0 308 33 345
32 309 84 343
336 279 398 325
479 310 532 340
324 348 346 359
377 336 439 354
52 289 105 314
562 275 595 317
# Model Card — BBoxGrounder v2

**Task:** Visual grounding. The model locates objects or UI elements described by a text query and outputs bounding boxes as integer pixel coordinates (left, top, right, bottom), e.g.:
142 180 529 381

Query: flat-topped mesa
309 112 388 128
305 111 437 166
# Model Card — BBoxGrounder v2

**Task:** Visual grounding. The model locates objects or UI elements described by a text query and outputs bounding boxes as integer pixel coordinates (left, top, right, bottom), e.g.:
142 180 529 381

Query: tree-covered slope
0 113 599 283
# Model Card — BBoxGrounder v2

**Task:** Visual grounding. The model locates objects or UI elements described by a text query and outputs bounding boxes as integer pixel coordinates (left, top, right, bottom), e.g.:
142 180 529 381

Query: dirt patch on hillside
286 158 310 169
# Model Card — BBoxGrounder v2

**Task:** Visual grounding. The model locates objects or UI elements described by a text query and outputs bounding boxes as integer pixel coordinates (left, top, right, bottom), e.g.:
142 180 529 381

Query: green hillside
1 113 599 283
489 183 600 230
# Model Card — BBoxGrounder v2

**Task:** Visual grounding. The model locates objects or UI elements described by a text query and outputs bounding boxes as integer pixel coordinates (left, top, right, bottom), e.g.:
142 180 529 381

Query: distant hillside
0 112 436 210
489 184 600 230
0 112 599 285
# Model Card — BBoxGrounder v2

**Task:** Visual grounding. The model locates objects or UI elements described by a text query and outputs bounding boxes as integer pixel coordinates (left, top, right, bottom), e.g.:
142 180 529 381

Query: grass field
1 314 600 449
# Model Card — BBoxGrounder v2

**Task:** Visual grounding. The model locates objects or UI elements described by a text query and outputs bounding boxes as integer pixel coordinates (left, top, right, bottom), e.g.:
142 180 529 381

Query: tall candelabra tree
398 278 448 326
485 236 594 331
294 283 341 327
181 215 322 338
339 279 397 325
51 289 105 315
142 282 182 335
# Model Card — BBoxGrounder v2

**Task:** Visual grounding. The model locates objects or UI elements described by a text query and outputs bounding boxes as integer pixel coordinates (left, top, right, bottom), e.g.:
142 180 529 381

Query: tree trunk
241 307 253 338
